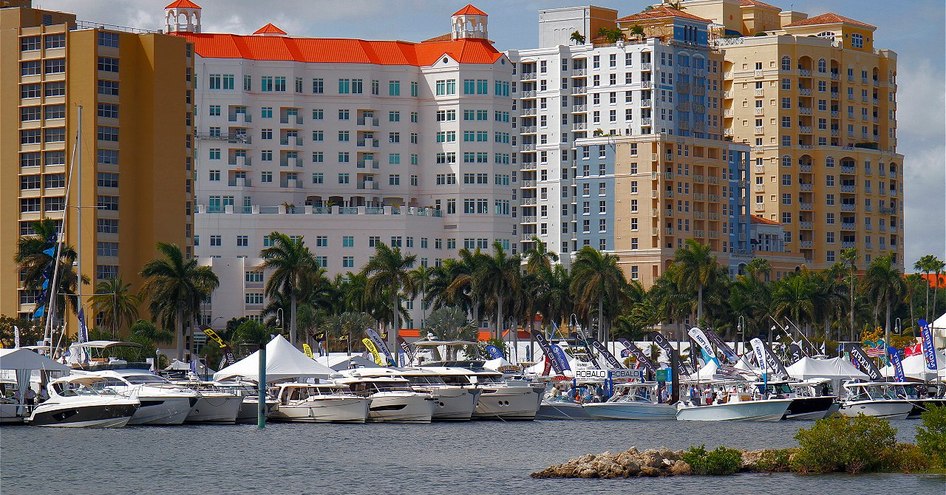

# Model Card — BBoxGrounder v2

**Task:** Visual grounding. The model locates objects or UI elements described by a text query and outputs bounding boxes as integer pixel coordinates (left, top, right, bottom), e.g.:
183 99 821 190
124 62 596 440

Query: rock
670 460 692 476
639 466 662 477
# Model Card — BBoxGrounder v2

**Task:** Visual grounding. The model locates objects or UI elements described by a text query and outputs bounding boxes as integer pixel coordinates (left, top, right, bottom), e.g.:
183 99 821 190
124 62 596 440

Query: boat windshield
123 374 170 385
439 375 472 386
756 383 793 396
610 386 652 403
889 384 918 399
404 375 447 386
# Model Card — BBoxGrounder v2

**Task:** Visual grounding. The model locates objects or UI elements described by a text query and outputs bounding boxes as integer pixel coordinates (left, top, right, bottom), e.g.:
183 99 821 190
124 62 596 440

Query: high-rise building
1 0 194 329
507 5 765 282
683 0 903 270
172 3 516 329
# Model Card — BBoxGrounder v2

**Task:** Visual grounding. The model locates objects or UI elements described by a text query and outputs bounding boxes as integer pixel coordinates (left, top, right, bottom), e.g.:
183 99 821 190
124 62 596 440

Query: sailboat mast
76 103 83 341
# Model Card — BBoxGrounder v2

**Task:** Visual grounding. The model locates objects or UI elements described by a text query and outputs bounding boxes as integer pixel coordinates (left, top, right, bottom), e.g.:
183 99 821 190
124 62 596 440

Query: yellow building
684 0 903 271
1 0 194 333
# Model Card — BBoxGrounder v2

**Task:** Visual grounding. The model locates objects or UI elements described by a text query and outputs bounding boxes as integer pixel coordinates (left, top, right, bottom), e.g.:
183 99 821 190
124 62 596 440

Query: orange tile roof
454 4 487 16
785 13 876 30
253 23 287 36
739 0 780 10
920 273 946 289
617 6 712 24
751 215 780 225
422 33 453 43
177 32 503 66
165 0 201 9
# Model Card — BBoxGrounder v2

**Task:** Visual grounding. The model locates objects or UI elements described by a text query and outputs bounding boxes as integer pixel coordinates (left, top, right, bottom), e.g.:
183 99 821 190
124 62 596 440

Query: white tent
786 357 867 380
687 360 719 381
213 335 335 383
881 350 945 381
0 348 71 372
324 353 379 371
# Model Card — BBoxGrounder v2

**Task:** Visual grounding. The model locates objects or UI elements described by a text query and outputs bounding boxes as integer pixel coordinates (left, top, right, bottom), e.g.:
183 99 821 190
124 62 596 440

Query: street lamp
895 317 901 335
738 315 746 356
275 308 285 334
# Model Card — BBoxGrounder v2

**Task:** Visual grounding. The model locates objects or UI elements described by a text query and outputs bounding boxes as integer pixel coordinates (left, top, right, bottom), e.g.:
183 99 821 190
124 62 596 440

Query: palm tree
929 256 945 322
569 30 585 45
864 254 905 341
914 254 938 320
840 247 858 340
362 242 416 353
541 265 573 334
475 242 521 339
444 248 488 324
570 246 626 342
670 239 718 324
408 264 435 329
89 277 139 337
771 272 818 334
525 237 558 275
15 218 86 322
141 242 219 360
260 231 319 347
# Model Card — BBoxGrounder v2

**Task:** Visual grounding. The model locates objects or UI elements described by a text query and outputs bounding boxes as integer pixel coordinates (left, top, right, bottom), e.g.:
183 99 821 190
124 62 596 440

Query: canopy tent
213 335 334 383
324 354 379 371
0 348 71 418
786 357 867 380
164 359 216 376
882 350 945 381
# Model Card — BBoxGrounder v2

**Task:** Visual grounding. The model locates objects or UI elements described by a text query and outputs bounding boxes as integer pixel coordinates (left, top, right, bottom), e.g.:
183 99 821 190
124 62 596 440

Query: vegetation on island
533 407 946 479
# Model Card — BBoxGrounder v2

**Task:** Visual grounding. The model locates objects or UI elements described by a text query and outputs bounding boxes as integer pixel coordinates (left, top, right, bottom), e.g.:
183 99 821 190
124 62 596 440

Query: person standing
23 387 37 412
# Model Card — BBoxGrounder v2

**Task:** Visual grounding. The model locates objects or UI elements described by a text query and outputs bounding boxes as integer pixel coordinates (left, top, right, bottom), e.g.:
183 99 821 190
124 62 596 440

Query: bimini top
69 340 142 349
173 32 504 66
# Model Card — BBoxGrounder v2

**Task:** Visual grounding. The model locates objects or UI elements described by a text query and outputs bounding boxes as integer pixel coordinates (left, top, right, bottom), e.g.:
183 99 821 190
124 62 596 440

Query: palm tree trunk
849 274 855 341
697 284 704 325
933 271 941 322
924 270 931 320
496 294 504 341
176 307 185 360
290 293 298 347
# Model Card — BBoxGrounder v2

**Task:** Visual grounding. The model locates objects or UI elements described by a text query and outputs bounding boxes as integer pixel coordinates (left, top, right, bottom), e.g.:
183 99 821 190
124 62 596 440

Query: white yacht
269 382 369 423
171 381 244 424
75 369 198 425
676 382 792 422
583 382 676 421
467 370 544 420
212 380 277 423
397 368 479 421
336 371 434 423
783 379 839 420
27 375 139 428
839 381 914 420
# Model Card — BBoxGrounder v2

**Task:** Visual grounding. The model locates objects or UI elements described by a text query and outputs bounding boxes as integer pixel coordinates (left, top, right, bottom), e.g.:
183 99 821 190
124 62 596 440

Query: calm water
1 420 942 494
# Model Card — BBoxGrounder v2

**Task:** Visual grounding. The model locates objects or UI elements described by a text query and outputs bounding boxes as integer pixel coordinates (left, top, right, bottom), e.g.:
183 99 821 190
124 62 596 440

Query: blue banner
42 246 56 257
919 319 939 371
549 344 571 373
888 347 905 381
532 330 564 375
485 344 504 359
700 348 720 367
77 307 89 343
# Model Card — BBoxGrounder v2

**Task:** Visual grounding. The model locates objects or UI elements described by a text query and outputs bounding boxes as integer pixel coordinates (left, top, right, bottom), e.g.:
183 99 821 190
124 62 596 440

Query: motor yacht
839 381 913 420
75 369 198 425
336 371 434 423
269 382 369 423
583 382 676 420
757 379 838 420
170 380 244 424
27 375 139 428
212 380 277 423
676 382 792 422
397 368 479 421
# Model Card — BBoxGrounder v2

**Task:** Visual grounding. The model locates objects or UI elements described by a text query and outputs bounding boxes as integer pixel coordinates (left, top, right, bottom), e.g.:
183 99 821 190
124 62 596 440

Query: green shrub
916 405 946 468
682 445 743 475
753 449 795 472
791 414 897 474
883 443 930 473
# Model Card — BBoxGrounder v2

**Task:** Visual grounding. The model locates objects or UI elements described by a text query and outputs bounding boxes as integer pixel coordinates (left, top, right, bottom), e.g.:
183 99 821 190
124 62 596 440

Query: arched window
817 58 826 73
780 56 791 71
825 157 834 168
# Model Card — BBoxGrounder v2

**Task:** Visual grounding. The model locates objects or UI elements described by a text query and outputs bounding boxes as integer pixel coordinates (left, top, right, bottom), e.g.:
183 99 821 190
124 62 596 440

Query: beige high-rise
1 1 194 333
684 0 903 270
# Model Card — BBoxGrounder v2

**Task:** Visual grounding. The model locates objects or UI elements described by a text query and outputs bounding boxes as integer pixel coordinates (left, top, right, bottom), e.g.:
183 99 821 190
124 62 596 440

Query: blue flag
42 246 56 257
918 319 939 371
77 307 89 343
33 305 45 319
549 344 571 373
484 344 504 359
888 347 905 381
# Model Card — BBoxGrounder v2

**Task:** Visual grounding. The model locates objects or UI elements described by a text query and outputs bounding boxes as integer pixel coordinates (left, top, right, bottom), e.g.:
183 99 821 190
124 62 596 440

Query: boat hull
236 398 276 423
130 396 196 425
839 400 913 420
536 401 589 420
676 399 792 422
427 387 478 421
367 393 433 423
584 401 677 420
270 397 369 423
29 403 137 428
185 395 243 424
784 396 837 420
472 386 542 420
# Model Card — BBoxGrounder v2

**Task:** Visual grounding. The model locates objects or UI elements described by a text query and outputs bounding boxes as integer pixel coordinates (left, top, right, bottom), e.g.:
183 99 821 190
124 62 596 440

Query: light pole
275 308 285 335
895 317 901 335
738 315 746 356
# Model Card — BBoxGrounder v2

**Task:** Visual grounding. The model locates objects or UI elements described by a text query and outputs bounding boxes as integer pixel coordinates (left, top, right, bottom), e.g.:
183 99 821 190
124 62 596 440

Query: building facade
1 0 194 329
507 5 730 260
684 0 903 270
174 3 517 329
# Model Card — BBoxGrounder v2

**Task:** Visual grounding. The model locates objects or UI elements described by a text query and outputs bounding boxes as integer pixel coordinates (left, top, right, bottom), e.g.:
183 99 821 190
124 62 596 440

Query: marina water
2 420 941 494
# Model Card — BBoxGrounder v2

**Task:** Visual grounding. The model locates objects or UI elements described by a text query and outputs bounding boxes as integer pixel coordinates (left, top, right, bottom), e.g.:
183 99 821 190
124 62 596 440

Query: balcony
520 126 537 134
520 144 536 152
640 81 652 89
521 90 537 98
831 92 839 100
521 72 536 80
800 240 814 248
356 139 380 148
840 185 855 193
799 126 812 134
641 99 652 108
280 179 303 189
754 88 764 97
754 126 764 135
641 118 652 126
799 69 811 77
840 165 855 174
521 198 537 205
228 177 252 187
723 109 733 118
799 202 813 210
831 73 839 81
799 107 812 115
280 137 303 146
357 158 375 169
357 180 378 190
357 117 380 127
571 68 586 76
800 163 812 173
799 183 812 192
841 222 855 230
641 63 652 71
572 104 587 112
280 115 304 126
521 108 537 116
841 203 855 212
799 221 813 230
573 122 587 130
754 107 764 115
228 113 251 123
229 156 251 167
521 216 537 223
841 241 856 249
799 88 812 96
521 179 536 188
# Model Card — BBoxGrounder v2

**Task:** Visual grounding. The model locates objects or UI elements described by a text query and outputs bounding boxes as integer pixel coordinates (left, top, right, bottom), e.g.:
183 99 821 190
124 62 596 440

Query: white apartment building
506 5 725 258
166 3 516 329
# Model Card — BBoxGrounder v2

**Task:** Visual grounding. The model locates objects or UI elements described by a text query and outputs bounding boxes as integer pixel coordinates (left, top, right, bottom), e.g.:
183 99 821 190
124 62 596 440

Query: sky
35 0 946 269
